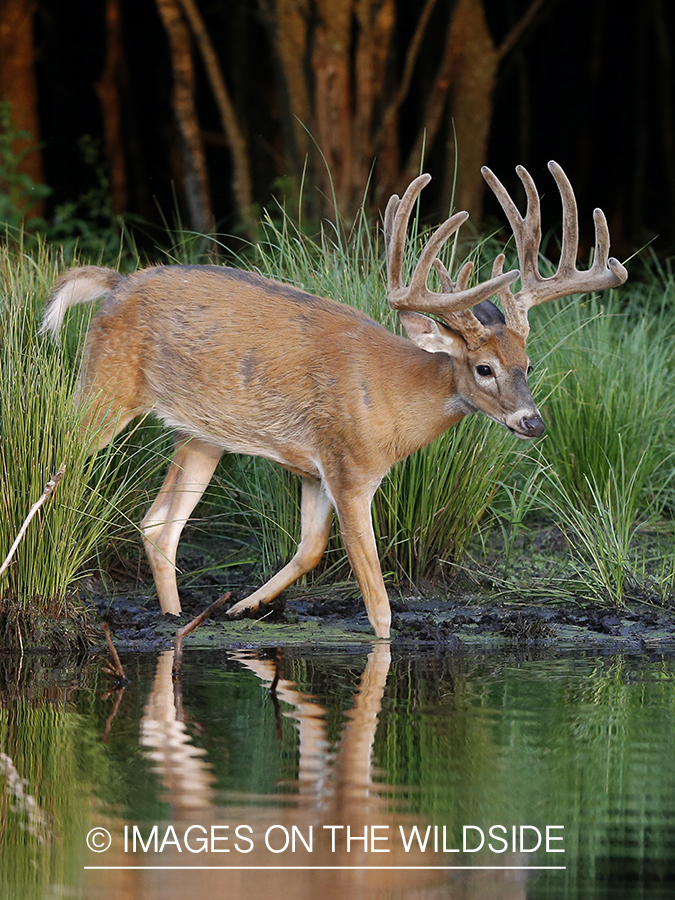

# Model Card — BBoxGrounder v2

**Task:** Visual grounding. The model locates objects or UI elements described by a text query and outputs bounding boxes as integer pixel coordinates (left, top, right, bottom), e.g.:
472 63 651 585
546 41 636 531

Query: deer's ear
399 311 464 357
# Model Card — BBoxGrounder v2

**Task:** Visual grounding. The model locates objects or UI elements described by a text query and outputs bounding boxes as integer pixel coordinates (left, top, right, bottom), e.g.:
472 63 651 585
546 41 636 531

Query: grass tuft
0 241 162 644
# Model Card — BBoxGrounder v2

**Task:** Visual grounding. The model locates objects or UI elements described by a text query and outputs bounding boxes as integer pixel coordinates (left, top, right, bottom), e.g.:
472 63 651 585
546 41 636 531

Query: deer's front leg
226 477 334 619
333 487 391 640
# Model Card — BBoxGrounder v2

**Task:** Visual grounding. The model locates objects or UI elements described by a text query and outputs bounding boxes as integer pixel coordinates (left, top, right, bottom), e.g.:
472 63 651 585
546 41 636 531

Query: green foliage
493 281 675 606
0 103 130 266
47 136 129 264
0 242 159 625
535 295 675 514
374 417 513 584
540 450 647 604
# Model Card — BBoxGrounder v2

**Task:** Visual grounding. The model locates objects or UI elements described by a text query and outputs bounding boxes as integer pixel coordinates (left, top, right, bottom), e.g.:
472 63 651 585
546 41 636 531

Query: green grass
492 280 675 607
0 241 165 643
535 296 675 512
373 416 513 585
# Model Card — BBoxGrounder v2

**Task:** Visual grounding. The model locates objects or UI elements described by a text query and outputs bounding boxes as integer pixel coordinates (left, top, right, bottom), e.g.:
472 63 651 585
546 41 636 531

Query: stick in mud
173 592 232 675
101 622 127 681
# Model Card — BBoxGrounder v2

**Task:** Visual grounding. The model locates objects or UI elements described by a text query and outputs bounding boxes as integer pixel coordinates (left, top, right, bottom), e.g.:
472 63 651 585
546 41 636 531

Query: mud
82 573 675 656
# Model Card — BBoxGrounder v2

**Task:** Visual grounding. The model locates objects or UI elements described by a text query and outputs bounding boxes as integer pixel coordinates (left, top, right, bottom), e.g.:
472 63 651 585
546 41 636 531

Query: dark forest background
1 0 673 258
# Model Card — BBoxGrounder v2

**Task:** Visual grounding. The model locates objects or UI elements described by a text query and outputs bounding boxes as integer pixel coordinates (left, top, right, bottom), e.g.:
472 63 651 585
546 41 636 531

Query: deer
42 161 627 640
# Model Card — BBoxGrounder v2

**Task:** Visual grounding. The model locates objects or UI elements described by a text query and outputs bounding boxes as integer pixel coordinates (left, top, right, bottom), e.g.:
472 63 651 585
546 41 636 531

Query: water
1 643 674 899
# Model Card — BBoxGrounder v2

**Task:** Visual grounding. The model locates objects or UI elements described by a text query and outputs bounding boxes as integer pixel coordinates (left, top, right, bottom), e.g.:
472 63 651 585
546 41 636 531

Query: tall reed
0 242 158 641
495 285 675 605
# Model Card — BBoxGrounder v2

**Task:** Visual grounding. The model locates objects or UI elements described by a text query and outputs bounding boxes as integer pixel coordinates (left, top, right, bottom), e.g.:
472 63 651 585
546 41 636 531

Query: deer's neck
380 346 471 464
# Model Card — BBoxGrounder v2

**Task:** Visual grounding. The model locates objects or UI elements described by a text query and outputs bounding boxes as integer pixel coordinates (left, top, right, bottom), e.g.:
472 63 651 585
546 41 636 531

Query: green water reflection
1 645 674 899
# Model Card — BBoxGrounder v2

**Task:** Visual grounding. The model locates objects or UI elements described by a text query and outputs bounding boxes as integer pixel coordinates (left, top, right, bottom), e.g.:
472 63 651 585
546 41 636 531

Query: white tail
40 266 124 340
43 163 627 639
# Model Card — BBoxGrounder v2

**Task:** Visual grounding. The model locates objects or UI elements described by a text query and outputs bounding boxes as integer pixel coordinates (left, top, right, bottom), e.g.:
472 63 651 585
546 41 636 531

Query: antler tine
482 163 542 281
431 257 489 348
384 174 519 320
548 160 579 277
384 173 431 292
406 210 469 301
591 207 628 284
434 258 475 293
384 194 402 289
482 160 628 339
592 207 611 269
516 164 544 281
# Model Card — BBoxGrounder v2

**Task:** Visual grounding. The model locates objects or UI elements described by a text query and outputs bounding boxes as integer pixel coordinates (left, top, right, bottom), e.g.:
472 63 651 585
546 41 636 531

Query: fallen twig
0 464 66 579
101 622 127 681
173 592 232 675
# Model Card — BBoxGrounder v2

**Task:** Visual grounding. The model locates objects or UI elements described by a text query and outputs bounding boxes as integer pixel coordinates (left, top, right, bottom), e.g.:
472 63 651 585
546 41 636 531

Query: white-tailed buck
43 162 627 639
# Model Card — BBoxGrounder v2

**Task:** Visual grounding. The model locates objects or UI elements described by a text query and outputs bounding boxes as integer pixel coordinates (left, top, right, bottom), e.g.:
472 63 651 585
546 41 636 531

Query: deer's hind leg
74 320 152 451
226 477 334 620
141 434 222 615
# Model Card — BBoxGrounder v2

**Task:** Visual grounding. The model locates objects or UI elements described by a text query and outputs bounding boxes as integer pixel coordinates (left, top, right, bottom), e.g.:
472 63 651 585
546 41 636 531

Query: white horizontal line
85 866 566 871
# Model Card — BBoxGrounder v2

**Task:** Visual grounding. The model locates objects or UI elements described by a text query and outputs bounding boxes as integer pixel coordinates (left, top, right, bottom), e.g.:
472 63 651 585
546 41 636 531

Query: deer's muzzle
517 415 545 438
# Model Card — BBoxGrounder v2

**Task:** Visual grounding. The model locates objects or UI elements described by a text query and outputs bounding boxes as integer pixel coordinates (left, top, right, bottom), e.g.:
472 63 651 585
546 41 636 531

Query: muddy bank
81 576 675 655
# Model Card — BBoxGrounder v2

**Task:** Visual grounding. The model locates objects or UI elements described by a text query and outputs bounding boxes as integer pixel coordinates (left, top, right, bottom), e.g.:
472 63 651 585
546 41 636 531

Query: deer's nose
519 415 545 437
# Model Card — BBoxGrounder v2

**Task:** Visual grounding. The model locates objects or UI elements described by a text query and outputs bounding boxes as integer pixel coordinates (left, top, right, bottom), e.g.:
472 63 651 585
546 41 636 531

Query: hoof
225 598 258 620
225 594 286 620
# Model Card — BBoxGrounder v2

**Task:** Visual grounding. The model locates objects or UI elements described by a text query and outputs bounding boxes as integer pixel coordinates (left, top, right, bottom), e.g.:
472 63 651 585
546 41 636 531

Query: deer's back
84 265 431 479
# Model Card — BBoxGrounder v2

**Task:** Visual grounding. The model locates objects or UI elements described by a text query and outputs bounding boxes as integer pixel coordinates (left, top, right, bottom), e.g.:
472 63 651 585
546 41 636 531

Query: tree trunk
442 0 498 227
262 0 401 219
375 0 437 204
442 0 548 226
403 0 456 186
258 0 545 224
354 0 396 208
155 0 214 236
311 0 353 215
177 0 256 238
95 0 127 216
257 0 312 179
0 0 44 216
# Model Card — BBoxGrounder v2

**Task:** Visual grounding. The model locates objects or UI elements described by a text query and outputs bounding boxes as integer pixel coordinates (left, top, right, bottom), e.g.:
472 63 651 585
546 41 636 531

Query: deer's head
384 163 628 439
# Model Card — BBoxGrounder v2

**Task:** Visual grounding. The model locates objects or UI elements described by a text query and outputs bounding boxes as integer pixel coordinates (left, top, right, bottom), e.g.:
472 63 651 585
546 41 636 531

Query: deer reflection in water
86 645 527 900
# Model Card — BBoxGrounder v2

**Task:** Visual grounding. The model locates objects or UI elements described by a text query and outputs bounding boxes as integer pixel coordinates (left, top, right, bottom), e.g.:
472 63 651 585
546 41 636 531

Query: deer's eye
476 364 493 377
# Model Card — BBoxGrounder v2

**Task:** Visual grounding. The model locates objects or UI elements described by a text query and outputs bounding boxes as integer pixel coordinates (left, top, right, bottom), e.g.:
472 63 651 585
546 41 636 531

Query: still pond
1 642 674 899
